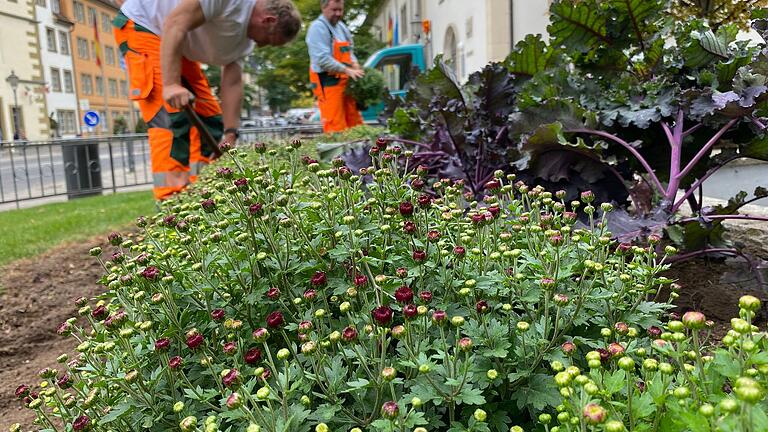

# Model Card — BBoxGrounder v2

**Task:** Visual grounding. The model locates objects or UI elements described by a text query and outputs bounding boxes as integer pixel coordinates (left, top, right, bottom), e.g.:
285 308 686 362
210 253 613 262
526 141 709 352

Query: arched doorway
443 26 458 76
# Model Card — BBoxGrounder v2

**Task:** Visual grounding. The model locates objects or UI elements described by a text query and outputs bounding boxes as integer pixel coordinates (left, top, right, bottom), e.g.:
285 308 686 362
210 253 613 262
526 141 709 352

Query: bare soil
0 239 764 430
0 235 109 430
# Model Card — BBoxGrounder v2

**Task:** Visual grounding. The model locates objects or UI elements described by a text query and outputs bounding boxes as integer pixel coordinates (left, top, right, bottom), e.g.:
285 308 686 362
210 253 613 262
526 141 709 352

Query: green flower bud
487 369 498 380
474 409 487 422
256 387 270 400
277 348 291 360
180 416 197 432
173 401 185 413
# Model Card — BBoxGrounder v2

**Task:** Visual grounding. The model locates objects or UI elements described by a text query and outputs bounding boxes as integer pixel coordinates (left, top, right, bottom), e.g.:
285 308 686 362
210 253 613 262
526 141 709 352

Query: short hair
265 0 302 41
320 0 342 8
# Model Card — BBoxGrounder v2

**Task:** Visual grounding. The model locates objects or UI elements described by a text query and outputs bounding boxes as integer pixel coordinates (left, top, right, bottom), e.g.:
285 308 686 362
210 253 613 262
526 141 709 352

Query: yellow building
0 0 48 141
67 0 134 135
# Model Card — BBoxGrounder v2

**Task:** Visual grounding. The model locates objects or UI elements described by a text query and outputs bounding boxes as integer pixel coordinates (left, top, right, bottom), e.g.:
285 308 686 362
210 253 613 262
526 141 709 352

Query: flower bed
15 140 697 431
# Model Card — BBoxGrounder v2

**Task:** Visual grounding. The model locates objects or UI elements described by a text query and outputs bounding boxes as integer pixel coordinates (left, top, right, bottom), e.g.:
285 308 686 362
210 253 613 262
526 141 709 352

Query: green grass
0 191 155 268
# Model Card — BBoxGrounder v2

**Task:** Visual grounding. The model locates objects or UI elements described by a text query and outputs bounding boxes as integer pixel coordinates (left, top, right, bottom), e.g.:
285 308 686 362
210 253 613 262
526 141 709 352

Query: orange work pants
113 15 223 200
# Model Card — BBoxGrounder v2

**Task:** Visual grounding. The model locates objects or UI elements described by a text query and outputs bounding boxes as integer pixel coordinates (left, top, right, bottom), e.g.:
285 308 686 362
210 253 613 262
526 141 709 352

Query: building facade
0 0 49 141
70 0 133 135
36 0 80 137
372 0 551 81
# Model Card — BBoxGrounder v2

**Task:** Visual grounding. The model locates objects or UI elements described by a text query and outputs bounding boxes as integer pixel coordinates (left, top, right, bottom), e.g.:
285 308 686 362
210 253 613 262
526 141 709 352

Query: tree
671 0 768 30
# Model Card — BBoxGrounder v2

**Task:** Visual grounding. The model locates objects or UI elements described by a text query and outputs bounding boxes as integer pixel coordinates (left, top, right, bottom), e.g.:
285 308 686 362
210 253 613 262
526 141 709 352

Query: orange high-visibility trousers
113 13 223 200
309 38 363 134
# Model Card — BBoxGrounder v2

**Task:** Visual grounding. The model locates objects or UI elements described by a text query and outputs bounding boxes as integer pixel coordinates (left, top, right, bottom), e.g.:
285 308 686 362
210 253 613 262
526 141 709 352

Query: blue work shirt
306 15 357 74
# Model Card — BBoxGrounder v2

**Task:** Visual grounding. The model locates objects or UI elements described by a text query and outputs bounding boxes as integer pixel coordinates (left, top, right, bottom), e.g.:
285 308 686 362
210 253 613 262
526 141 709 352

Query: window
101 12 111 32
466 17 473 38
95 76 104 96
119 79 127 97
73 1 85 23
46 28 57 52
77 37 89 59
105 46 115 65
400 5 408 39
51 0 60 14
36 0 45 6
99 110 108 132
57 110 77 134
443 27 458 76
108 78 118 97
59 31 69 55
88 7 97 25
376 54 413 91
81 73 93 95
91 41 96 60
63 70 73 93
50 68 62 92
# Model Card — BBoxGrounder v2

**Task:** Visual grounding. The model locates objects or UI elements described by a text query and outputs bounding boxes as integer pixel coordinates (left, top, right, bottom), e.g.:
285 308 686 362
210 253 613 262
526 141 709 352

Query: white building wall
36 3 80 137
512 0 551 45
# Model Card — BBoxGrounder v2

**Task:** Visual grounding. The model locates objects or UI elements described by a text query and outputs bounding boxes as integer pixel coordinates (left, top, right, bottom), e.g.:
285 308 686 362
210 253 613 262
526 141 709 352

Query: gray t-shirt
306 15 357 74
121 0 256 65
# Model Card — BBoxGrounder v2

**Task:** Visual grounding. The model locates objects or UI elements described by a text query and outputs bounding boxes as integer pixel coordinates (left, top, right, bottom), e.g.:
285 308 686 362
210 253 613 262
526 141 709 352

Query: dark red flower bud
381 401 399 419
419 291 433 303
485 180 501 192
563 211 578 224
416 165 429 177
91 305 108 321
234 178 248 190
562 341 577 354
303 289 317 301
244 347 262 365
342 326 358 342
476 300 490 314
15 384 30 399
427 230 441 242
647 326 662 337
487 206 501 218
252 327 269 342
298 320 313 334
614 322 629 335
216 167 234 179
168 356 183 369
453 246 466 257
155 338 171 351
223 342 237 355
403 221 417 234
311 271 327 286
201 198 216 213
371 305 394 326
412 249 427 262
211 309 226 321
162 214 177 227
56 374 71 389
607 342 625 357
266 287 280 300
354 274 368 287
596 348 611 364
261 367 271 380
108 232 122 246
403 304 418 319
56 321 72 337
432 309 447 325
249 203 264 216
72 415 90 431
399 201 414 217
417 194 432 208
396 267 408 278
411 178 425 191
266 311 284 328
222 368 240 388
141 266 160 281
394 286 414 304
186 333 204 350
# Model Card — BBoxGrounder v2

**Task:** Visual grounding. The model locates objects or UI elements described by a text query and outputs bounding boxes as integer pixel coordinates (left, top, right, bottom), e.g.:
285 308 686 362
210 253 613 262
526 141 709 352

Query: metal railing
0 125 322 210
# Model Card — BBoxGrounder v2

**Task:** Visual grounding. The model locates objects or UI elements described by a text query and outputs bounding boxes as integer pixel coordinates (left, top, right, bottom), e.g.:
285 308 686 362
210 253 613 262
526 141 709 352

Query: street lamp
6 70 20 140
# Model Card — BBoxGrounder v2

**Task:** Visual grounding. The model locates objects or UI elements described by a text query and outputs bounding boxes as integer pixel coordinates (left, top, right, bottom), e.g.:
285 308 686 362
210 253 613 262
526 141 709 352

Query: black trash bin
62 140 103 199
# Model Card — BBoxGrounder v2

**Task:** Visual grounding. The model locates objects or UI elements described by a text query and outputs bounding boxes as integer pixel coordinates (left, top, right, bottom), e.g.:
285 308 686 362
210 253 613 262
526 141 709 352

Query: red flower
427 230 441 242
91 305 108 321
417 194 431 208
244 347 262 365
311 271 327 286
381 401 399 419
211 309 226 321
399 201 414 217
72 415 90 431
453 246 466 257
403 221 417 234
249 203 264 216
154 338 171 351
396 267 408 278
562 341 577 354
487 206 500 218
15 384 30 399
354 274 368 287
186 333 204 350
607 342 625 357
169 356 183 369
485 180 501 192
56 374 71 389
372 305 394 326
342 326 358 342
432 309 447 325
266 311 284 328
394 286 414 304
476 300 490 314
419 291 433 303
141 266 161 281
411 178 425 190
56 321 72 337
266 287 280 300
253 327 269 342
403 304 418 319
108 232 122 246
647 326 662 337
303 289 317 301
223 342 237 355
222 368 240 388
298 320 313 334
412 249 427 262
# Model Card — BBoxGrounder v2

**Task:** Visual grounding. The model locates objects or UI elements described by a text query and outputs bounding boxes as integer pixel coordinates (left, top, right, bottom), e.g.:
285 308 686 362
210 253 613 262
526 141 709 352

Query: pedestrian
306 0 364 134
113 0 301 200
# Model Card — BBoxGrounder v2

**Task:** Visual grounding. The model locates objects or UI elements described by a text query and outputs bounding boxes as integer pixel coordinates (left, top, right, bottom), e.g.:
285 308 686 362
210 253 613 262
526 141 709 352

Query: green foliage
112 116 129 134
345 67 386 109
134 117 148 133
545 297 768 431
17 141 674 431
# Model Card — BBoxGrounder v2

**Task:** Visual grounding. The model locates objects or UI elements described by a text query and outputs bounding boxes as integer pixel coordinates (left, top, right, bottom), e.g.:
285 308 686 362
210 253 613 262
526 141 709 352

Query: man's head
248 0 302 47
320 0 344 26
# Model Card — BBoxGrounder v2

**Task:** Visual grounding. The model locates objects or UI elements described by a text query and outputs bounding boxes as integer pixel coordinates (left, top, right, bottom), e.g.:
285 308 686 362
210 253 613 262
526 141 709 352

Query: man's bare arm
220 62 243 143
160 0 206 108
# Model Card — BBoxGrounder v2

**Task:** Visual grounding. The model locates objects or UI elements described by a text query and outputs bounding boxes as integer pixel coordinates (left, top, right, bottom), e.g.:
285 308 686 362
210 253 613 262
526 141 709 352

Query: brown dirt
0 235 109 430
0 239 764 430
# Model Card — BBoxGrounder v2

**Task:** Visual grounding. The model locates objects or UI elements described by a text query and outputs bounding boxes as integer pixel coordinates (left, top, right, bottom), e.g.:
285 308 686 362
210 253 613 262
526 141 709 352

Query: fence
0 125 322 210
